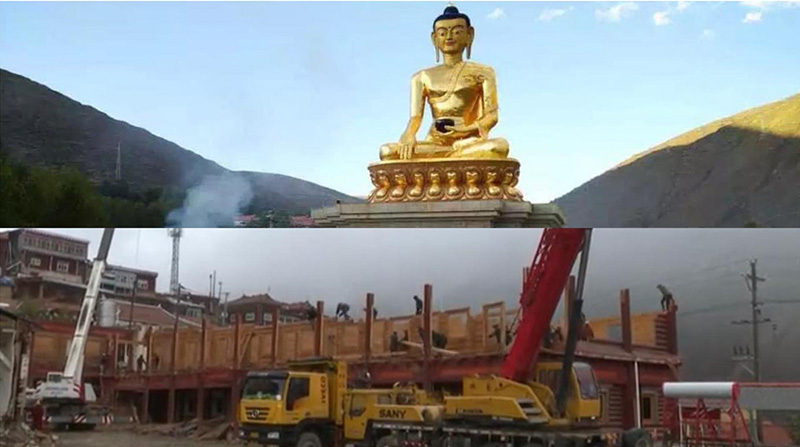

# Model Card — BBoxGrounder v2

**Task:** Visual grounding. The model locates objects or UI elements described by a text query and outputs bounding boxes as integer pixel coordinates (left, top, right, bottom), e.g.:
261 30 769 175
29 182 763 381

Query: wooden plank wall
32 332 106 373
30 304 667 374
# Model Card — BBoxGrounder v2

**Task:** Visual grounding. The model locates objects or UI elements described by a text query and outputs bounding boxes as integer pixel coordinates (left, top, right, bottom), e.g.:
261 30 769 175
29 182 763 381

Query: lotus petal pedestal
311 158 566 228
367 158 523 203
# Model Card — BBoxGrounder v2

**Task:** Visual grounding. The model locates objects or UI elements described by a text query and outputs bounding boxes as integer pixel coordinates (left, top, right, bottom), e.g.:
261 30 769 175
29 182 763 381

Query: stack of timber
133 417 232 441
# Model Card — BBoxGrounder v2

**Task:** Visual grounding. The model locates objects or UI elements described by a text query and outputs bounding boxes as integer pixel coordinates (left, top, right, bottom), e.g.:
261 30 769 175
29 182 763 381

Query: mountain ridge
555 93 800 228
0 68 359 217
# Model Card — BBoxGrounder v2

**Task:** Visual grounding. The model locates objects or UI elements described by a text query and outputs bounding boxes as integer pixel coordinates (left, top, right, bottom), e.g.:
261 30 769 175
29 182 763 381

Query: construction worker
579 313 595 341
389 331 400 352
364 307 378 319
305 306 318 329
335 302 351 321
355 370 371 389
432 330 448 349
490 324 502 344
505 325 514 346
136 354 147 373
32 399 44 431
657 284 676 311
413 295 423 315
99 352 108 376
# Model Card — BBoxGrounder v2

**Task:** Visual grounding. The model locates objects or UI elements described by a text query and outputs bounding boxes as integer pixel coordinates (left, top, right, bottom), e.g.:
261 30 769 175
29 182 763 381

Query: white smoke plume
167 173 254 227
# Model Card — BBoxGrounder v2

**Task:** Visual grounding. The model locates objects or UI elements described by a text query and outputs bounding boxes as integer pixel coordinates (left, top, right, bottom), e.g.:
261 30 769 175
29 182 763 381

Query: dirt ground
57 430 235 447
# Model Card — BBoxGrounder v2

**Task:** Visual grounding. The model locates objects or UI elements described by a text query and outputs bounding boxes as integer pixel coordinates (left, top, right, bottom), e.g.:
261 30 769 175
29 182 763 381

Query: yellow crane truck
238 230 655 447
237 358 627 447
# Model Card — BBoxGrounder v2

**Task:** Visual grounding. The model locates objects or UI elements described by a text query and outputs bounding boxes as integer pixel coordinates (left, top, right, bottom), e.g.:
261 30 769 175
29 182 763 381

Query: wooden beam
111 333 119 377
196 386 204 422
232 314 241 370
146 327 154 374
270 307 279 366
238 333 253 365
620 289 632 352
364 293 374 364
666 306 678 355
167 387 175 423
423 284 433 393
199 318 207 369
170 314 179 373
314 300 324 357
142 388 150 423
400 340 457 356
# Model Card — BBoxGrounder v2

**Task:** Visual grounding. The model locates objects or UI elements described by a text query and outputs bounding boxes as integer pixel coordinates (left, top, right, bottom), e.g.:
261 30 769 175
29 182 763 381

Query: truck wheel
296 432 323 447
377 435 398 447
622 429 653 447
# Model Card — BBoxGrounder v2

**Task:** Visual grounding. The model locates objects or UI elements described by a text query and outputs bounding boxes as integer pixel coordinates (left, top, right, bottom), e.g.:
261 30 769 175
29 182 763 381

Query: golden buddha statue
379 6 509 161
368 6 523 203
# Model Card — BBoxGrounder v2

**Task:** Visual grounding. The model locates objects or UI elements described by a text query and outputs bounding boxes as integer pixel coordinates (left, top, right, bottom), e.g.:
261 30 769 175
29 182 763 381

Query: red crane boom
500 228 590 383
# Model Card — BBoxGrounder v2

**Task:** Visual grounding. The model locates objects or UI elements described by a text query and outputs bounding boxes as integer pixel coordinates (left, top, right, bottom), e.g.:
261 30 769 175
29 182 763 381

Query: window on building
137 279 148 290
56 261 69 273
29 257 42 267
263 312 273 324
244 312 256 322
640 392 658 425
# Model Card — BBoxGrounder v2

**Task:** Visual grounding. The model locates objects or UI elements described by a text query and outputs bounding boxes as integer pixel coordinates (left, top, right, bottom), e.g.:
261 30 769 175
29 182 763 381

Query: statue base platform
367 158 523 203
311 200 565 228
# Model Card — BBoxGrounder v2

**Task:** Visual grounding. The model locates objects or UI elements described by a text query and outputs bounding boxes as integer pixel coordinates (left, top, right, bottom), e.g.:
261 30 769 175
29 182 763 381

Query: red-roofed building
233 215 257 227
110 299 201 329
226 293 313 325
2 229 89 285
290 216 315 228
100 264 158 297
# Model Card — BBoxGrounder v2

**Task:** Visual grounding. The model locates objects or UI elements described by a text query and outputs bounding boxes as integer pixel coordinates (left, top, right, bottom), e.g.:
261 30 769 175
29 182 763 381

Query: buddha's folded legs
449 137 509 159
379 142 452 161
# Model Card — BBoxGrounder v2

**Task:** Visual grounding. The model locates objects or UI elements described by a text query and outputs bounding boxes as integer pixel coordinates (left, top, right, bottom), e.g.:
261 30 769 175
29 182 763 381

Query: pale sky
1 2 798 201
16 228 798 320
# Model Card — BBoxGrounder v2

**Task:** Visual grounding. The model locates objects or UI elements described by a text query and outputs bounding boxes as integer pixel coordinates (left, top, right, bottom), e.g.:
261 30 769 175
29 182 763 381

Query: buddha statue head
432 6 474 62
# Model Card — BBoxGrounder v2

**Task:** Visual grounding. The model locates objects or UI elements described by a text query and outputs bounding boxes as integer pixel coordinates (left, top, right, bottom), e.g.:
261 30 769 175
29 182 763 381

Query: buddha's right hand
399 134 416 160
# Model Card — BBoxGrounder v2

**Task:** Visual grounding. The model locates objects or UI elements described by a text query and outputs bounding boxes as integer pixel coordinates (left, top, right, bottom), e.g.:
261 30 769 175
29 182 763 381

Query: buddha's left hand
442 123 475 134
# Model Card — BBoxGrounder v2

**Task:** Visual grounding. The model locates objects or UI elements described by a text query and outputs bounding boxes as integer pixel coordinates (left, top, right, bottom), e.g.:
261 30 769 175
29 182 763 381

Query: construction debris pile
0 423 58 447
133 417 234 442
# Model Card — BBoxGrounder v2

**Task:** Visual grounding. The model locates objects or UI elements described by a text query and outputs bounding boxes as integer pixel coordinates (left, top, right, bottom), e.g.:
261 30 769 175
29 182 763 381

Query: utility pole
223 291 230 325
731 259 769 443
732 259 768 381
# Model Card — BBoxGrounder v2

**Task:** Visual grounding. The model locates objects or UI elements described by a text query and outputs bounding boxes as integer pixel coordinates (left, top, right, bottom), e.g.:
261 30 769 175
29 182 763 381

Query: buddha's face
431 18 474 55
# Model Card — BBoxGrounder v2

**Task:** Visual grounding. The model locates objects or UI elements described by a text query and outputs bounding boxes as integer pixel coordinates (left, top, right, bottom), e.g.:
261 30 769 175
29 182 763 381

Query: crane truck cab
238 359 443 447
239 359 346 447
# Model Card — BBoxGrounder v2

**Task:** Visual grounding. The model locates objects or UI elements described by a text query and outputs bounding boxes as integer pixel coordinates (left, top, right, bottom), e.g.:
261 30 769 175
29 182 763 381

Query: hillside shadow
555 126 800 228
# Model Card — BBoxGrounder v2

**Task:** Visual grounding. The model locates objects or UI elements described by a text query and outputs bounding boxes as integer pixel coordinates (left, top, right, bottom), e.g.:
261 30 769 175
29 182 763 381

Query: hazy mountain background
555 94 800 228
0 68 360 225
2 68 798 227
